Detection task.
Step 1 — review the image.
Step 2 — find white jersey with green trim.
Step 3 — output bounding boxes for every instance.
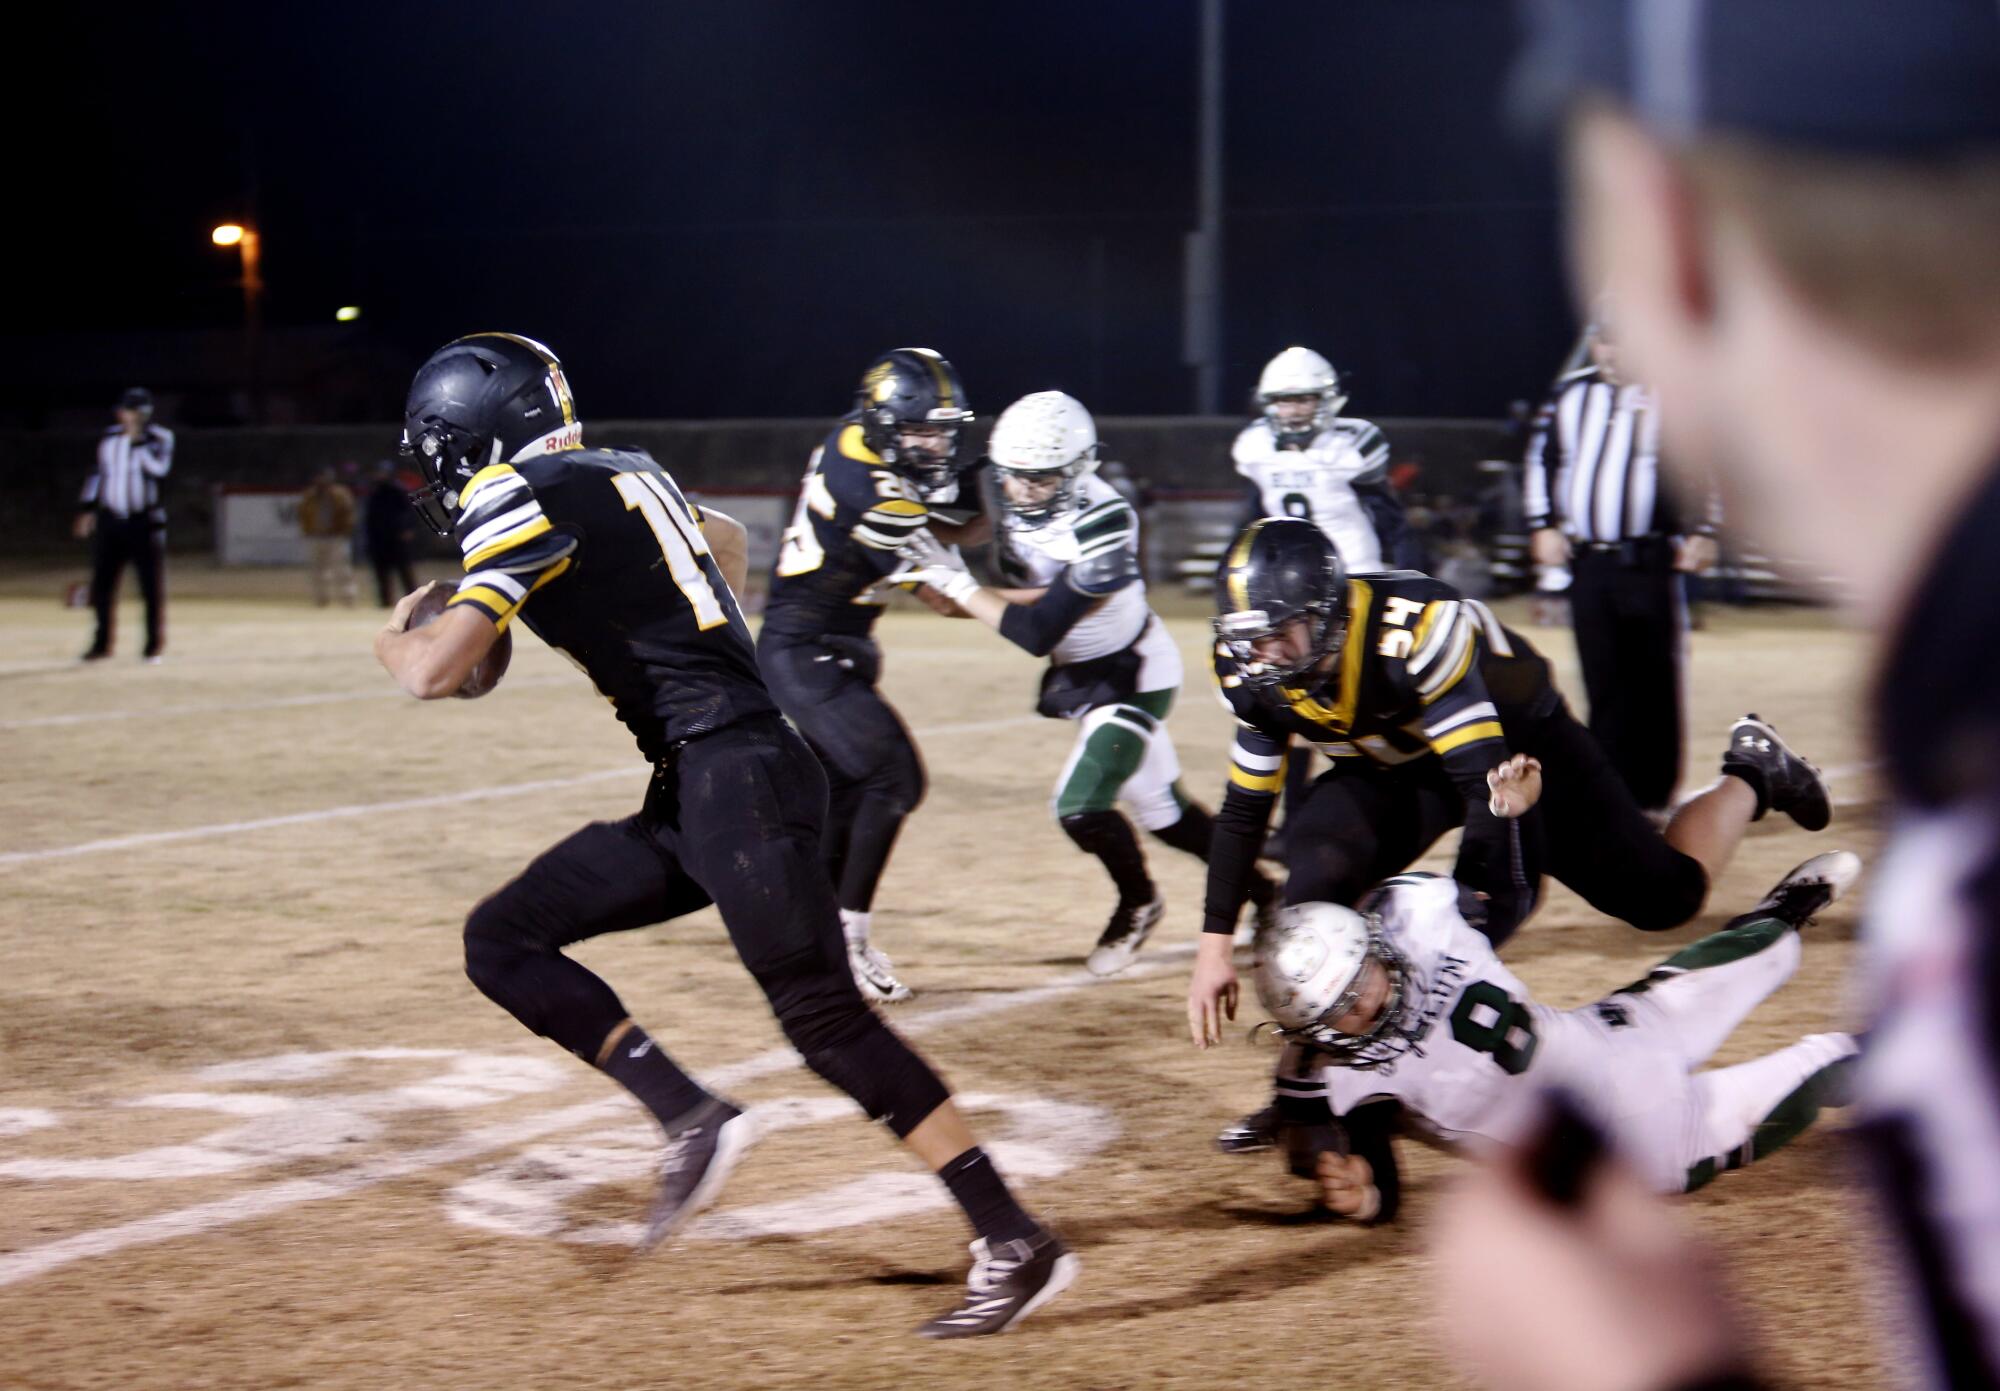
[999,475,1151,666]
[1312,875,1610,1149]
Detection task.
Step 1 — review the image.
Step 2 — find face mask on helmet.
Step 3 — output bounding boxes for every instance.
[1256,905,1413,1067]
[886,420,965,495]
[400,420,494,536]
[1214,603,1345,688]
[1262,391,1332,445]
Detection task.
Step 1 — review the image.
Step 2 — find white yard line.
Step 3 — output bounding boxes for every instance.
[0,677,574,730]
[0,715,1044,868]
[0,945,1195,1289]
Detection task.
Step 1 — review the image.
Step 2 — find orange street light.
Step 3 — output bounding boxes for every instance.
[211,223,246,247]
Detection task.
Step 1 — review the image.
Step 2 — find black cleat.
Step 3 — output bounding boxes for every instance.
[918,1230,1079,1339]
[80,646,111,662]
[637,1097,755,1252]
[1216,1104,1281,1155]
[1723,714,1832,832]
[1086,897,1163,977]
[1750,851,1862,929]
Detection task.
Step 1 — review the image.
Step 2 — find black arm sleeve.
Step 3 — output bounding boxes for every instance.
[996,580,1097,658]
[1356,476,1421,571]
[1202,779,1277,934]
[1343,1100,1402,1224]
[1237,478,1266,533]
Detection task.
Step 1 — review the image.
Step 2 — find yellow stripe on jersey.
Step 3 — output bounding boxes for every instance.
[1419,626,1478,706]
[1409,601,1446,659]
[464,515,553,569]
[458,462,519,511]
[868,498,927,518]
[1278,577,1375,734]
[1429,720,1503,755]
[837,423,884,465]
[1229,763,1286,793]
[448,555,573,633]
[448,584,514,624]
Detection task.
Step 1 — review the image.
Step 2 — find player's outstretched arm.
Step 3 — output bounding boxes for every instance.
[1187,931,1239,1049]
[375,583,501,700]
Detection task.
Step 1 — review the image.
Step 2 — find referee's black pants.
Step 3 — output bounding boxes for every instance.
[87,513,166,656]
[1569,539,1686,812]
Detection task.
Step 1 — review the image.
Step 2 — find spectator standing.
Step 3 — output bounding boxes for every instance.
[298,468,358,607]
[75,387,172,663]
[1524,320,1718,812]
[363,460,418,607]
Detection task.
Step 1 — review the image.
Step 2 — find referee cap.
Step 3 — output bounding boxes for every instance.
[1511,0,2000,157]
[117,387,154,413]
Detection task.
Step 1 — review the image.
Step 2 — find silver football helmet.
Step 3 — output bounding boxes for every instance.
[1254,901,1411,1067]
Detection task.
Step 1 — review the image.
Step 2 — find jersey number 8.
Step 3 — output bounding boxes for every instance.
[1449,981,1540,1075]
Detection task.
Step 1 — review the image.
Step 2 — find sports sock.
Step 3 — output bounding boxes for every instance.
[598,1023,711,1133]
[840,908,873,948]
[1061,809,1155,907]
[1147,804,1214,859]
[937,1146,1041,1246]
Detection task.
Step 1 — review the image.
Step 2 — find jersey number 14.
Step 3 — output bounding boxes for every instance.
[611,471,728,630]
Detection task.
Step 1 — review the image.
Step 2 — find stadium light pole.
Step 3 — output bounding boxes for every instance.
[212,223,265,422]
[1184,0,1226,415]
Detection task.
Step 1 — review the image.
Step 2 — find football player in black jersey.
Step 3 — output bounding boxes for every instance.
[760,348,987,1003]
[374,334,1074,1338]
[1188,519,1834,1148]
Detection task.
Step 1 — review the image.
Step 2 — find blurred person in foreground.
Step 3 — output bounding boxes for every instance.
[298,467,358,607]
[1434,2,2000,1387]
[75,387,172,662]
[364,460,419,606]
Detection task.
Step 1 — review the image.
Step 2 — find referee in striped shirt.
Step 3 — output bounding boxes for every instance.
[74,387,173,663]
[1524,320,1718,811]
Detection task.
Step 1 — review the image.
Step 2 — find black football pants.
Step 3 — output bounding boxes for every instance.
[1283,698,1707,940]
[1568,542,1687,812]
[756,628,927,916]
[88,514,165,655]
[461,715,950,1136]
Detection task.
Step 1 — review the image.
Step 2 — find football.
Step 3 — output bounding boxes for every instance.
[406,581,512,699]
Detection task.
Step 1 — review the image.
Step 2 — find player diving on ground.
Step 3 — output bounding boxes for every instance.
[1241,852,1861,1222]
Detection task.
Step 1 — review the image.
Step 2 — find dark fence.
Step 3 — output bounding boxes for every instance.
[2,416,1514,555]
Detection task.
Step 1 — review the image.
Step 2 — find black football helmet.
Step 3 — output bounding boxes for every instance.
[400,333,581,534]
[1213,517,1349,688]
[854,347,973,495]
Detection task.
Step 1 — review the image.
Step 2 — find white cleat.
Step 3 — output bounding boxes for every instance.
[848,942,914,1003]
[1086,898,1164,977]
[1753,850,1864,928]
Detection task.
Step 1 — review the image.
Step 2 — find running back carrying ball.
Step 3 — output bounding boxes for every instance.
[403,580,511,698]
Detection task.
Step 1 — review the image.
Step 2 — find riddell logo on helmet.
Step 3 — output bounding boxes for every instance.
[541,425,582,453]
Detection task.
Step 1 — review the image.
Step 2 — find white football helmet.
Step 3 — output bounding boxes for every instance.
[1255,346,1346,445]
[986,390,1100,528]
[1254,901,1410,1065]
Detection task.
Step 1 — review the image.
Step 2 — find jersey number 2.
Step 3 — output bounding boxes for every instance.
[611,472,728,630]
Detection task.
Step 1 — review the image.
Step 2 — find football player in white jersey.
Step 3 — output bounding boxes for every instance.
[896,391,1280,975]
[1231,346,1413,575]
[1240,853,1860,1223]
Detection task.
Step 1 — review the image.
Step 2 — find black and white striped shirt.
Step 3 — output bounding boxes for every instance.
[80,425,174,520]
[1522,367,1716,543]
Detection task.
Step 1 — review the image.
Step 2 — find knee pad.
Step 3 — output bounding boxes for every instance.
[862,743,927,815]
[778,995,950,1138]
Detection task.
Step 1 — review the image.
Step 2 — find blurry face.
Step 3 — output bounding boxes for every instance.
[1270,394,1321,430]
[897,424,954,464]
[1248,617,1316,672]
[1330,956,1391,1035]
[1589,330,1621,383]
[116,407,148,434]
[1001,470,1063,510]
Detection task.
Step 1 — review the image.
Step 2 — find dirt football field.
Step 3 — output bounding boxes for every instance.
[0,565,1902,1389]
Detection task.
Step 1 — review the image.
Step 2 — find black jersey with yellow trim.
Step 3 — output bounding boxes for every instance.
[1201,570,1555,936]
[1214,570,1554,791]
[445,446,774,759]
[764,412,973,638]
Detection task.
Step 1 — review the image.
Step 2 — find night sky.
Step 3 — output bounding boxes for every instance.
[20,1,1577,423]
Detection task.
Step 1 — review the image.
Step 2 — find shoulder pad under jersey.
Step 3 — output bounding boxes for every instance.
[1067,543,1140,596]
